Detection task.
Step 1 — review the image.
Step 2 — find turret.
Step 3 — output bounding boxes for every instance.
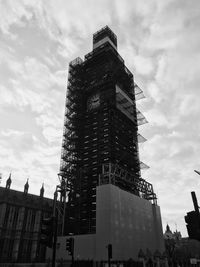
[24,178,29,194]
[40,183,44,197]
[6,173,12,189]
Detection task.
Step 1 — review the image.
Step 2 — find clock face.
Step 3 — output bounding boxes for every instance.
[87,93,100,110]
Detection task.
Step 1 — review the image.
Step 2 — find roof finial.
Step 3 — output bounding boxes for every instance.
[6,173,12,189]
[40,183,44,197]
[24,178,29,194]
[166,223,170,232]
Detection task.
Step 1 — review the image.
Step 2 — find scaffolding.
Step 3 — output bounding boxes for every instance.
[134,83,145,101]
[60,57,83,181]
[59,26,157,235]
[99,163,157,204]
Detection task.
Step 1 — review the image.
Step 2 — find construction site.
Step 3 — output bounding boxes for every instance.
[54,26,164,262]
[59,26,157,234]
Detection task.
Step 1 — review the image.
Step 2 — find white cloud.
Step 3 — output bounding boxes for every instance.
[145,109,168,127]
[134,55,154,76]
[1,0,200,237]
[146,82,163,103]
[42,126,62,143]
[0,0,32,35]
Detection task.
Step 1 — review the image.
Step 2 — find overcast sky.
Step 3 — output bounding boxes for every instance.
[1,0,200,236]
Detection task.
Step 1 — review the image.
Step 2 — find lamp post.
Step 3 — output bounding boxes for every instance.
[52,183,66,267]
[51,179,71,267]
[138,249,146,267]
[52,187,59,267]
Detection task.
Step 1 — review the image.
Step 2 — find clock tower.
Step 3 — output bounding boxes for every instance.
[60,26,158,237]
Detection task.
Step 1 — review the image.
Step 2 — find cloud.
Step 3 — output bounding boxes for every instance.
[133,55,154,76]
[0,0,32,35]
[1,0,200,237]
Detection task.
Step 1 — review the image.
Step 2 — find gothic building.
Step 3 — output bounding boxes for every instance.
[0,176,53,263]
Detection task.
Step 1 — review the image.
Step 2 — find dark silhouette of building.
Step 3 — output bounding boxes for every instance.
[164,224,200,266]
[0,176,53,264]
[59,26,157,236]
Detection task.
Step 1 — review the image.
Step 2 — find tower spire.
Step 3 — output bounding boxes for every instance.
[40,183,44,197]
[6,173,12,189]
[24,178,29,194]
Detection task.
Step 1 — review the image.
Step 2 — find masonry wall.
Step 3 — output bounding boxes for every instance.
[0,187,53,263]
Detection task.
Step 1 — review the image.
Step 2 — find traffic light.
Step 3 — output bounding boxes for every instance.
[40,216,54,248]
[185,211,200,241]
[108,244,112,259]
[66,237,74,256]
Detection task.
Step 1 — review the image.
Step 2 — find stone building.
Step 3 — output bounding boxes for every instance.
[0,175,53,263]
[164,224,200,265]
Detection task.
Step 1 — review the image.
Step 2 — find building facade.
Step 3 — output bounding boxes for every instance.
[60,26,157,236]
[0,181,53,263]
[164,224,200,266]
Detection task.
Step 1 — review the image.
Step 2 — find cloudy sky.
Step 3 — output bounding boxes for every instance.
[1,0,200,236]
